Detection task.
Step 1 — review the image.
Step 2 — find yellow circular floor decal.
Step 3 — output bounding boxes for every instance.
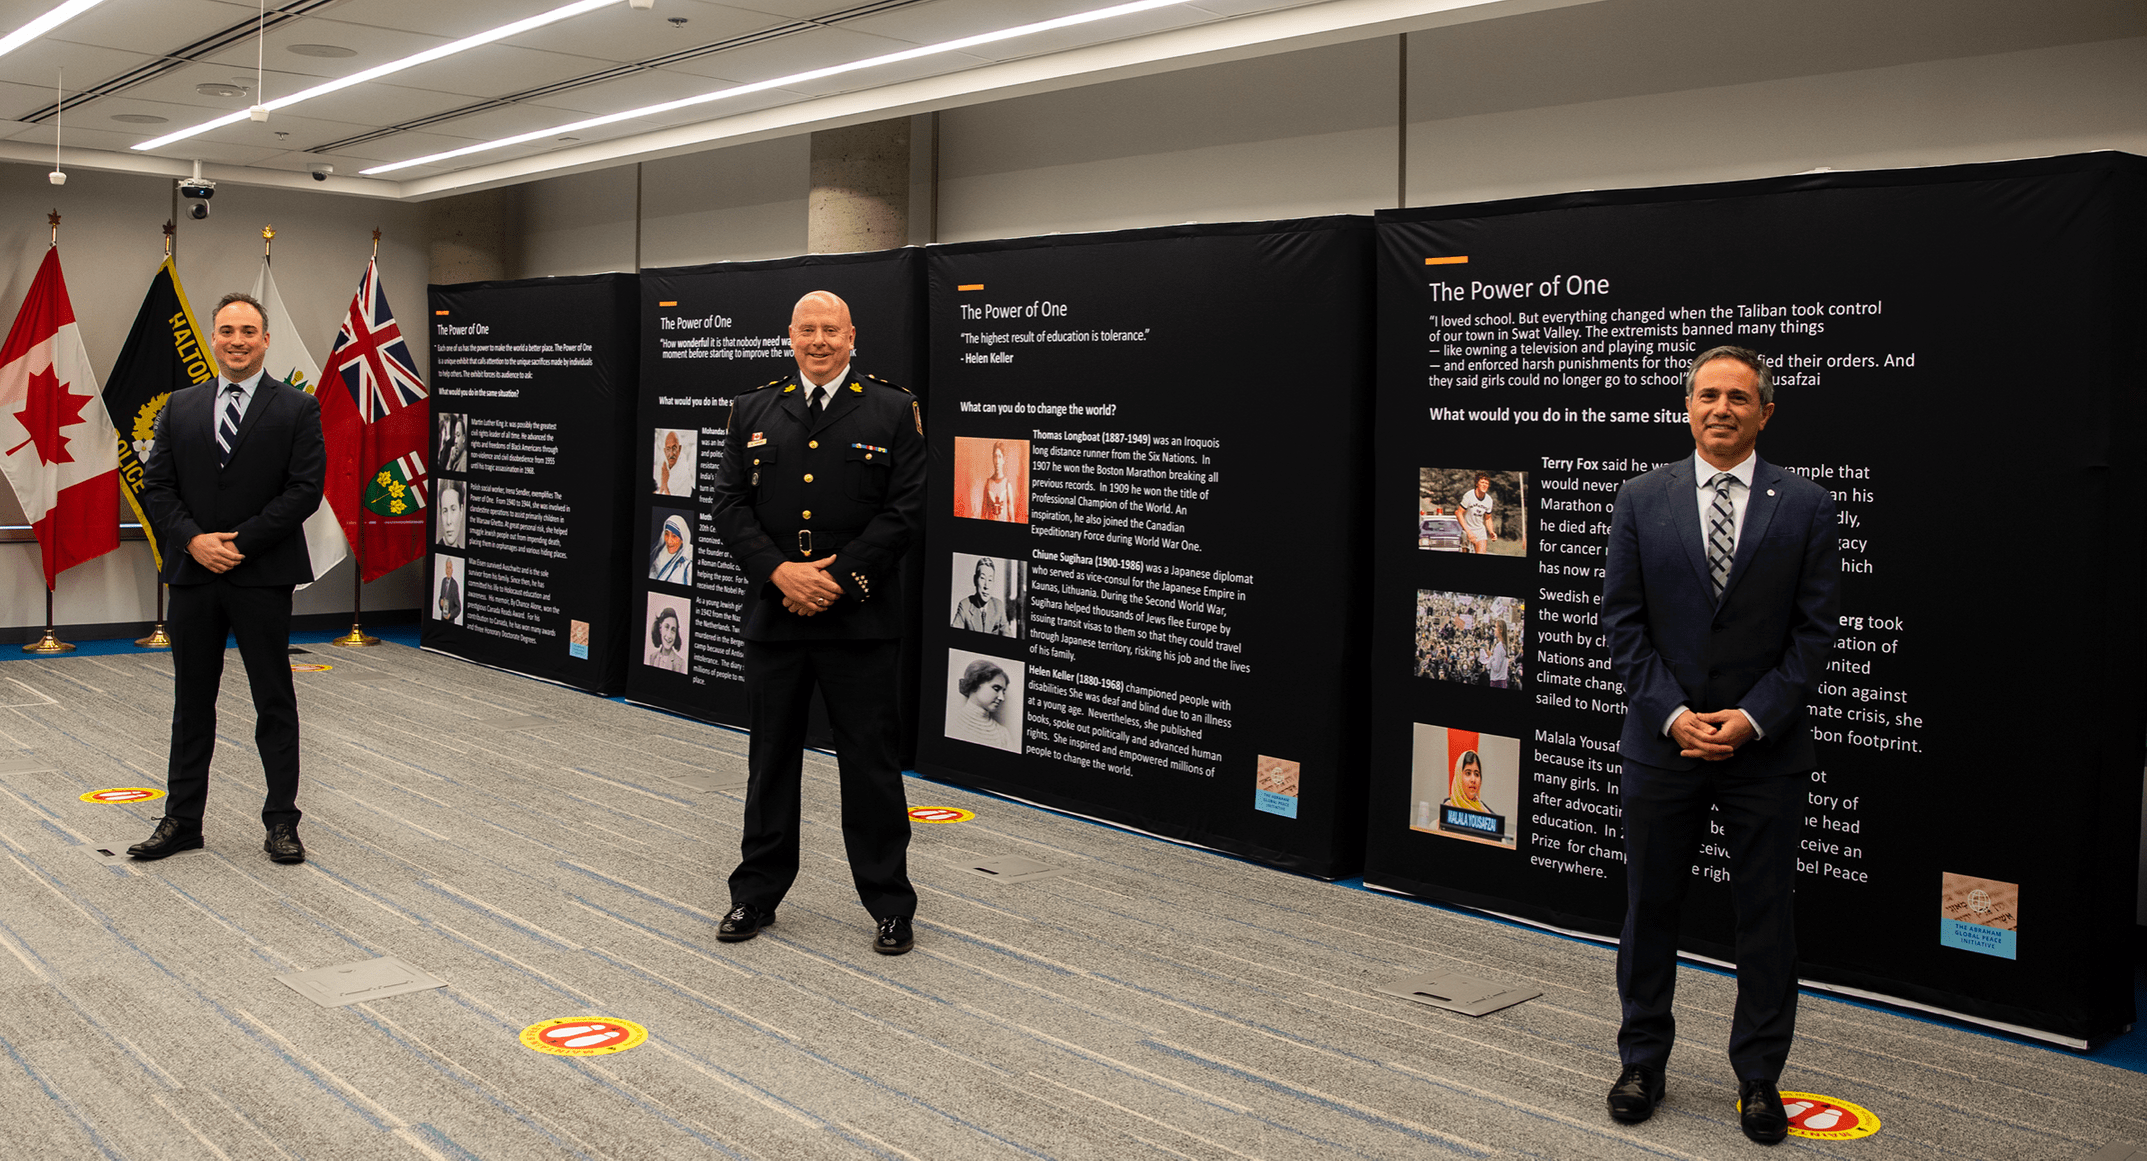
[80,787,164,804]
[1740,1092,1881,1140]
[520,1018,648,1056]
[290,662,332,672]
[908,806,974,824]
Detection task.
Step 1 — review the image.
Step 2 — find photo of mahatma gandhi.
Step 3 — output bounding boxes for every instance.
[1420,468,1527,555]
[652,427,698,498]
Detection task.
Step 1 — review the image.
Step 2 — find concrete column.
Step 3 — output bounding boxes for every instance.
[427,187,512,284]
[808,118,911,253]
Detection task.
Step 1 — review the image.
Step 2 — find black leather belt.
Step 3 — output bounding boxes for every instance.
[791,530,857,559]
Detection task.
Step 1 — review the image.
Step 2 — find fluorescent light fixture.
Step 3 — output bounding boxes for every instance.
[0,0,114,60]
[363,0,1186,175]
[132,0,616,152]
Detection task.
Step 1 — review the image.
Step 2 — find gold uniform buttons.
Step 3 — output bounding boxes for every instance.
[803,473,814,483]
[802,510,812,520]
[865,453,873,461]
[808,440,819,449]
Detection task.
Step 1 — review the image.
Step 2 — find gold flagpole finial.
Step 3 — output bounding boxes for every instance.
[163,219,175,257]
[371,226,381,255]
[262,224,275,260]
[48,209,60,245]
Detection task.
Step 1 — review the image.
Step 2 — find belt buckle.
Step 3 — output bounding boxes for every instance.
[796,529,813,557]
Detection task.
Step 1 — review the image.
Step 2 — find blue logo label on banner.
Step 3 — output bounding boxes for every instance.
[1940,918,2016,959]
[1254,789,1298,818]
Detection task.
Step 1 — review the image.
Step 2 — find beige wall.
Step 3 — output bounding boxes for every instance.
[0,163,429,630]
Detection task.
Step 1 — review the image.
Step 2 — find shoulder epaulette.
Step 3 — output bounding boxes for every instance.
[749,377,783,392]
[863,373,912,395]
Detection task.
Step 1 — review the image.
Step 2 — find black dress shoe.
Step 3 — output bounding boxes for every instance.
[717,904,773,942]
[264,822,305,864]
[1739,1079,1789,1145]
[873,915,913,956]
[127,818,203,861]
[1606,1063,1665,1124]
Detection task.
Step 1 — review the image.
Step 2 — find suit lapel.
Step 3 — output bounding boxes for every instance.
[776,377,810,429]
[1665,457,1712,592]
[1718,456,1785,606]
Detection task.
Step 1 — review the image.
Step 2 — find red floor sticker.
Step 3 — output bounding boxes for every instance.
[1746,1092,1882,1140]
[519,1018,648,1056]
[908,806,974,824]
[79,787,164,804]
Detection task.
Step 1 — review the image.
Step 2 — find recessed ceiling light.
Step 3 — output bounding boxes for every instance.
[133,0,616,153]
[288,43,356,58]
[0,0,116,62]
[110,113,167,124]
[196,82,248,98]
[365,0,1190,176]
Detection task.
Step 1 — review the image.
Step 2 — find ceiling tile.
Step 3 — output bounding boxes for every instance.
[0,40,144,94]
[655,23,921,82]
[498,2,779,64]
[23,0,244,55]
[190,17,462,82]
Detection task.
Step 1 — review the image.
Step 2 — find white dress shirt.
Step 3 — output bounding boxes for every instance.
[800,361,851,411]
[1666,448,1765,741]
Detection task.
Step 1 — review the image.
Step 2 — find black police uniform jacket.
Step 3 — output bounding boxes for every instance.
[709,370,924,641]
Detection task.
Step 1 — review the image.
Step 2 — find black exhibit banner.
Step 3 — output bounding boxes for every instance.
[624,250,926,747]
[1365,154,2144,1045]
[422,274,639,694]
[917,219,1374,878]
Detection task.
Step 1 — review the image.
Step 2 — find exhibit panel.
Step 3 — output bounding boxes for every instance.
[624,250,927,750]
[917,219,1375,878]
[1365,154,2146,1044]
[421,274,640,694]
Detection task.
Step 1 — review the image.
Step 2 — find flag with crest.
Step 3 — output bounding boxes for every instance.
[320,252,428,582]
[0,246,119,587]
[101,254,208,571]
[254,252,349,584]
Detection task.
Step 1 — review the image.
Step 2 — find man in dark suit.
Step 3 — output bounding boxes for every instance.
[1600,346,1840,1145]
[437,558,462,624]
[130,293,325,866]
[708,290,925,955]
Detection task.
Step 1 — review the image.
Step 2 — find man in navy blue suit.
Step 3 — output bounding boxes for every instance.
[1600,346,1840,1145]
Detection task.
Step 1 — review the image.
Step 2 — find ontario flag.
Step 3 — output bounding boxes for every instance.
[0,247,119,588]
[320,254,428,583]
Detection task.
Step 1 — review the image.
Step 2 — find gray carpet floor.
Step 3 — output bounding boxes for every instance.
[0,644,2139,1160]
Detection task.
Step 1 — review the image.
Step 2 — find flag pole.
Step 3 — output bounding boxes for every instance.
[25,210,76,654]
[331,226,383,648]
[134,220,179,649]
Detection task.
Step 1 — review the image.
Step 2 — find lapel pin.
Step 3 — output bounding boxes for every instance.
[1767,489,1776,496]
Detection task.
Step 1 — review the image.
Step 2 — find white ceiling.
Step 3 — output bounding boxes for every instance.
[0,0,1573,199]
[16,0,2132,201]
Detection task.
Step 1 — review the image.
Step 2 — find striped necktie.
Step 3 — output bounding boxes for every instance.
[1706,471,1737,600]
[216,384,243,467]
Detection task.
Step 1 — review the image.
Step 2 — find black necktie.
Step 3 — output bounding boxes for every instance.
[807,386,825,422]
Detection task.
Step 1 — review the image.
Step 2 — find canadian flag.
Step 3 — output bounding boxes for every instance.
[0,247,119,587]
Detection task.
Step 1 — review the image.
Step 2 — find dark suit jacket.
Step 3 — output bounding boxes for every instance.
[1602,453,1840,775]
[141,379,326,587]
[709,370,924,641]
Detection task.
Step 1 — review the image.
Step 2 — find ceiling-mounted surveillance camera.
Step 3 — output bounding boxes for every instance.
[179,176,215,219]
[310,164,333,182]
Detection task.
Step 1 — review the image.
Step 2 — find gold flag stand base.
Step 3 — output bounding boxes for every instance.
[329,622,380,648]
[22,628,75,654]
[134,623,172,648]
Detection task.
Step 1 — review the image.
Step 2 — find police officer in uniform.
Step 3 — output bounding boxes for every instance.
[708,290,926,955]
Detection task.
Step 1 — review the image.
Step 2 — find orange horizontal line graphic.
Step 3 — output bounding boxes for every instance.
[1424,256,1469,266]
[958,284,984,292]
[433,309,449,315]
[658,300,678,307]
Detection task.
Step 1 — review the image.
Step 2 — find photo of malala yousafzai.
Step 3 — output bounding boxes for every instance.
[1409,723,1520,848]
